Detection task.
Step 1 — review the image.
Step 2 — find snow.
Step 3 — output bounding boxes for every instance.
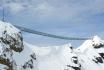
[76,36,104,70]
[0,21,20,38]
[92,36,104,46]
[0,21,37,70]
[26,43,81,70]
[0,64,8,70]
[0,44,3,55]
[12,42,38,70]
[29,35,104,70]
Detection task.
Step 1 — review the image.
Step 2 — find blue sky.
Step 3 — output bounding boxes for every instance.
[0,0,104,47]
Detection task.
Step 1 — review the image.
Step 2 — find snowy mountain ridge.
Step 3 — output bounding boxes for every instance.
[0,21,104,70]
[0,21,37,70]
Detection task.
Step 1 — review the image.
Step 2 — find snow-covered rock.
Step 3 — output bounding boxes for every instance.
[76,36,104,70]
[30,35,104,70]
[0,21,36,70]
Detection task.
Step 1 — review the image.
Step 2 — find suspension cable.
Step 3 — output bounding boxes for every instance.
[2,6,5,22]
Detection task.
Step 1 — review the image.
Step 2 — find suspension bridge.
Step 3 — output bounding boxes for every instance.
[14,25,90,40]
[1,7,91,40]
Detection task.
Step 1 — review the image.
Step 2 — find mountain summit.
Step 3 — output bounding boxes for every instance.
[0,21,104,70]
[0,21,36,70]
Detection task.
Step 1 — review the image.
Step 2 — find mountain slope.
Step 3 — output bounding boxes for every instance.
[27,36,104,70]
[0,21,37,70]
[77,36,104,70]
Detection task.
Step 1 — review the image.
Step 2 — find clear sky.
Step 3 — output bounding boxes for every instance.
[0,0,104,47]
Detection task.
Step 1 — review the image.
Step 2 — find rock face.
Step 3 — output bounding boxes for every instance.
[0,21,104,70]
[76,36,104,70]
[65,36,104,70]
[0,21,36,70]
